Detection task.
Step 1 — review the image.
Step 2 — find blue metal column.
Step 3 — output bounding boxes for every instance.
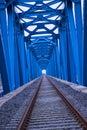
[65,13,76,83]
[32,55,36,79]
[74,0,83,84]
[51,53,55,77]
[53,51,56,77]
[35,59,40,78]
[67,32,76,83]
[83,0,87,86]
[28,46,32,81]
[50,58,53,76]
[29,48,33,80]
[66,1,81,84]
[25,43,31,81]
[48,63,52,75]
[47,62,51,76]
[35,63,38,77]
[24,45,29,82]
[55,39,61,78]
[47,56,53,76]
[49,61,52,76]
[37,64,41,77]
[31,52,35,80]
[14,34,20,88]
[17,27,27,85]
[52,48,57,77]
[54,46,59,78]
[59,25,68,80]
[7,4,15,89]
[0,1,13,94]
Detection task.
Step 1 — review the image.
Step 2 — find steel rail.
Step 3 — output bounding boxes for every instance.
[16,77,43,130]
[47,76,87,130]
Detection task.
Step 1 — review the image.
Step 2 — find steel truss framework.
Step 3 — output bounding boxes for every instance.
[0,0,86,94]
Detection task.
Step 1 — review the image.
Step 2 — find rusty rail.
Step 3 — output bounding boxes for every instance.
[16,77,43,130]
[47,76,87,130]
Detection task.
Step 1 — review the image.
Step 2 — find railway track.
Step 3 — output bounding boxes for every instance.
[16,76,87,130]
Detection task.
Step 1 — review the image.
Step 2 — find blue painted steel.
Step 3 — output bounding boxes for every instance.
[0,0,85,94]
[67,32,77,83]
[71,0,80,2]
[52,48,57,77]
[59,25,68,80]
[0,36,10,94]
[55,41,61,78]
[25,43,31,81]
[17,28,27,85]
[8,5,15,89]
[74,1,83,84]
[0,2,13,94]
[14,38,21,88]
[66,1,81,84]
[83,0,87,86]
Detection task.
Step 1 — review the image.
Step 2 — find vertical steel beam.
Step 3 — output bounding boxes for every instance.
[17,27,26,85]
[0,1,13,94]
[28,47,32,81]
[65,12,76,83]
[32,55,35,79]
[52,48,57,77]
[14,35,20,88]
[0,36,10,94]
[7,4,15,89]
[49,60,51,76]
[29,48,33,80]
[55,39,61,78]
[74,1,83,84]
[66,1,81,84]
[48,56,53,76]
[83,0,87,86]
[59,25,68,80]
[25,43,31,81]
[51,53,55,77]
[49,60,52,76]
[67,32,77,83]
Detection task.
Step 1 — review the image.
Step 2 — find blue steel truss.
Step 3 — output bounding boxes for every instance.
[0,0,86,95]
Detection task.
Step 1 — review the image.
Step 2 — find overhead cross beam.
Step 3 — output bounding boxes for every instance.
[7,0,65,78]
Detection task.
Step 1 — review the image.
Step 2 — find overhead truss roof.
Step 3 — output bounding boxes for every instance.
[10,0,65,69]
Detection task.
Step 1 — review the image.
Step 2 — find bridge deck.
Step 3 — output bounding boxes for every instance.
[0,76,87,129]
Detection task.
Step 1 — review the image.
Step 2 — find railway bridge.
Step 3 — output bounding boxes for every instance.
[0,0,87,129]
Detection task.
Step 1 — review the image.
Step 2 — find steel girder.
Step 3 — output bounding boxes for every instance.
[0,1,14,94]
[47,0,83,85]
[83,0,87,86]
[0,0,85,95]
[13,0,64,71]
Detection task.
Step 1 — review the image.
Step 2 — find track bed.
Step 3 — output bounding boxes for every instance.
[27,76,82,130]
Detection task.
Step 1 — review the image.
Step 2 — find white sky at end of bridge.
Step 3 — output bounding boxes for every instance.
[42,69,46,74]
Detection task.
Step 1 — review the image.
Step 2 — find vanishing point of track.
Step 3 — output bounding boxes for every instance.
[16,76,87,130]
